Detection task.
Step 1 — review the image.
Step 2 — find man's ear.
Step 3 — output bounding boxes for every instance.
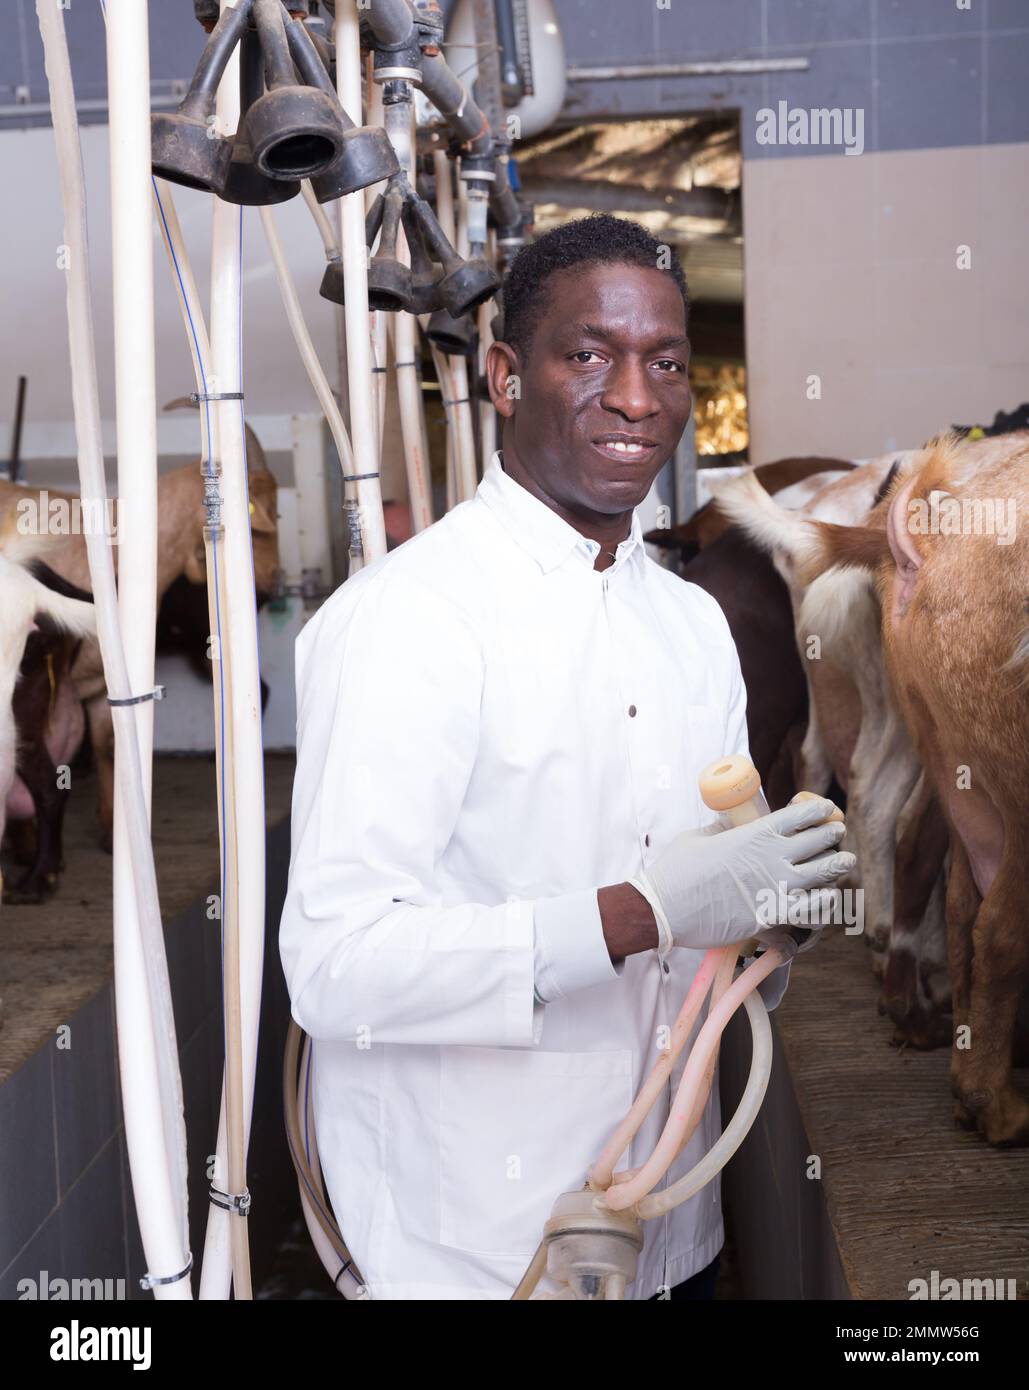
[486,340,520,420]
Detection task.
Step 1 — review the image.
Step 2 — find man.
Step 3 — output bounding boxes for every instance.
[279,215,854,1300]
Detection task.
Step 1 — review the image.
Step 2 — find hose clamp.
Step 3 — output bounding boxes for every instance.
[190,391,244,404]
[209,1184,252,1217]
[139,1252,193,1292]
[107,686,166,707]
[342,471,381,482]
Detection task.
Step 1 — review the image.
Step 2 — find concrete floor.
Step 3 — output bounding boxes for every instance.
[0,753,295,1086]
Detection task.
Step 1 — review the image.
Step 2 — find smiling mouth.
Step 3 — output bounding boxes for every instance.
[591,436,660,463]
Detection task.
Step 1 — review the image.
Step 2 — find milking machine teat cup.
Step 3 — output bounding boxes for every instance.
[515,755,845,1301]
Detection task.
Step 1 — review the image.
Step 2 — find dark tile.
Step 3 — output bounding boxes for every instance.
[877,36,981,152]
[988,0,1029,29]
[753,42,874,158]
[648,0,764,57]
[768,0,873,45]
[164,901,211,1046]
[986,32,1029,143]
[58,1136,127,1295]
[0,1044,57,1271]
[876,0,983,39]
[53,984,119,1195]
[0,1210,62,1301]
[1,1,32,94]
[551,0,632,64]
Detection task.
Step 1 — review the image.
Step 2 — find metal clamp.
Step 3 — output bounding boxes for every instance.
[107,685,166,708]
[190,391,244,405]
[209,1185,252,1217]
[342,471,381,482]
[139,1252,193,1292]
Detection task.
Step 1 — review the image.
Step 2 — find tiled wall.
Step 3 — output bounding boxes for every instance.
[555,0,1029,155]
[0,818,297,1302]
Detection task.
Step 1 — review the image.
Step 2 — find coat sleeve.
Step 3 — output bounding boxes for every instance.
[278,567,619,1048]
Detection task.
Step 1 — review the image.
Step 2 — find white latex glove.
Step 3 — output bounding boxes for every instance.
[628,797,855,953]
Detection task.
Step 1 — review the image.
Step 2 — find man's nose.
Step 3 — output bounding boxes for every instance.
[600,359,660,421]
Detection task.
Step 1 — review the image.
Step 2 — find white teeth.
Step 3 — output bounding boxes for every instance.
[605,441,645,454]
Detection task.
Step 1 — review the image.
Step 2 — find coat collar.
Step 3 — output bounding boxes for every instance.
[476,450,646,576]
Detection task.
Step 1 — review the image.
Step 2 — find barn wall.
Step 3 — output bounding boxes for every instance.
[743,140,1029,460]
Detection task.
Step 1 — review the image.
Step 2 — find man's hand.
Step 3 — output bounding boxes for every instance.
[628,798,855,952]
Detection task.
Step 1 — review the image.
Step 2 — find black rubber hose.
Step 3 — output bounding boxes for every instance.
[253,0,296,92]
[282,6,356,132]
[183,0,255,108]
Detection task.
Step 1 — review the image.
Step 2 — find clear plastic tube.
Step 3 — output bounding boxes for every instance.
[637,987,774,1220]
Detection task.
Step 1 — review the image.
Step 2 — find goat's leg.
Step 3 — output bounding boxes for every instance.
[9,745,63,901]
[946,835,979,1129]
[958,844,1029,1147]
[881,778,951,1048]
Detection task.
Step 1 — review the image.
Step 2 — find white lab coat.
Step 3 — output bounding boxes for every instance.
[279,451,788,1299]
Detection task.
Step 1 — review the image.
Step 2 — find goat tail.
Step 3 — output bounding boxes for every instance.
[27,573,96,642]
[796,518,893,585]
[704,468,821,562]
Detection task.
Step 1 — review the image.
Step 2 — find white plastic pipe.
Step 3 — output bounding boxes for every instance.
[299,181,348,414]
[336,0,387,564]
[433,151,478,502]
[199,2,266,1300]
[37,0,191,1299]
[477,269,497,473]
[386,100,432,531]
[260,204,355,476]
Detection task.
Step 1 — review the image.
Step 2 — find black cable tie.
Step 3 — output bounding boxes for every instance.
[370,366,387,374]
[443,396,471,407]
[209,1185,252,1217]
[342,472,381,482]
[394,359,417,368]
[107,685,166,708]
[140,1253,193,1291]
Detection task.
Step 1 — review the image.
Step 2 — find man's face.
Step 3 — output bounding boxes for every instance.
[487,261,692,520]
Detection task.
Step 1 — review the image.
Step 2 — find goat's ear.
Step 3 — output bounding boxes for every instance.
[248,497,277,534]
[184,541,207,584]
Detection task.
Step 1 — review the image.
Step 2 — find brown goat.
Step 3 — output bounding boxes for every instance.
[0,436,278,850]
[809,432,1029,1145]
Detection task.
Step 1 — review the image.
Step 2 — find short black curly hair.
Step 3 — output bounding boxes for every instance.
[500,213,689,357]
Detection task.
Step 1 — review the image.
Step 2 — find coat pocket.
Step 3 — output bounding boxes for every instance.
[437,1045,634,1257]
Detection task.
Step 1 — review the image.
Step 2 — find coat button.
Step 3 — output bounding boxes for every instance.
[628,704,637,717]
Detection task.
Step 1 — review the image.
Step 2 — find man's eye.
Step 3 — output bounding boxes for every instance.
[570,350,603,363]
[654,359,686,373]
